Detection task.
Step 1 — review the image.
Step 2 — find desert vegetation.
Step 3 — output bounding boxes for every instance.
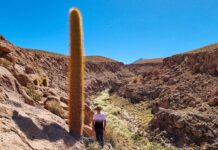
[25,83,43,101]
[91,91,177,150]
[44,99,67,119]
[0,58,11,68]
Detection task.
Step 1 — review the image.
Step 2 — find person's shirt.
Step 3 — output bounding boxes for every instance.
[94,113,106,121]
[93,113,106,129]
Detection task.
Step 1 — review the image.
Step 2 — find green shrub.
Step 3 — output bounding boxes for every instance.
[110,107,121,116]
[131,132,143,142]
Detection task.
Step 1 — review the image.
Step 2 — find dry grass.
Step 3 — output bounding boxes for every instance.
[25,83,42,101]
[28,48,66,57]
[44,99,67,118]
[33,76,49,87]
[32,62,44,75]
[185,43,218,54]
[85,56,118,62]
[0,58,11,68]
[131,76,139,84]
[87,142,102,150]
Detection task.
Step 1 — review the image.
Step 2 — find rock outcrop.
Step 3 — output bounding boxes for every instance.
[164,45,218,76]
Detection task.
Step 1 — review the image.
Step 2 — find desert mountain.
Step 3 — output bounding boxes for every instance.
[131,58,144,64]
[0,35,217,149]
[133,58,163,65]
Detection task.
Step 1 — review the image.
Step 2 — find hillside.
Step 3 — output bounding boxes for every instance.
[85,56,118,62]
[0,35,132,149]
[0,35,218,149]
[185,43,218,54]
[0,36,85,149]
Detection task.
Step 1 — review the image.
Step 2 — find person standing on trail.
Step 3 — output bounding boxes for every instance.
[92,106,106,147]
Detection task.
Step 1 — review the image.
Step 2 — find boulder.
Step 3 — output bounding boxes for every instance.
[25,65,35,74]
[208,97,218,106]
[14,73,32,87]
[162,75,170,82]
[85,104,94,126]
[149,109,217,148]
[83,125,94,137]
[174,118,185,129]
[158,98,169,109]
[0,66,17,91]
[212,86,218,96]
[60,96,68,104]
[167,78,177,85]
[0,40,14,53]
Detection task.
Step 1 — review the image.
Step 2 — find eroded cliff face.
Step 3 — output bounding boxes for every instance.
[115,47,218,149]
[148,48,218,149]
[164,45,218,76]
[0,35,217,149]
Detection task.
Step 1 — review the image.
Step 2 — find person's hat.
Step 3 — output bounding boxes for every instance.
[94,106,102,110]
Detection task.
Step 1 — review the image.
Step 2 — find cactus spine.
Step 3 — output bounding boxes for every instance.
[69,8,84,137]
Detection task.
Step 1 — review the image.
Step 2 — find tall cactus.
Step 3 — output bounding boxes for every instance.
[69,8,84,137]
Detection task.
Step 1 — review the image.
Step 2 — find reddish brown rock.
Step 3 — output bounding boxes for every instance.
[212,86,218,96]
[162,75,170,82]
[25,65,35,74]
[0,36,17,54]
[0,41,13,53]
[208,97,218,106]
[85,104,94,126]
[83,125,94,137]
[174,118,185,129]
[0,66,17,91]
[14,73,31,87]
[60,96,68,104]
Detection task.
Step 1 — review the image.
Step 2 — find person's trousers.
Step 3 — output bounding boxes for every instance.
[95,129,104,147]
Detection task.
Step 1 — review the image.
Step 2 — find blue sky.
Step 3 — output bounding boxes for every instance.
[0,0,218,64]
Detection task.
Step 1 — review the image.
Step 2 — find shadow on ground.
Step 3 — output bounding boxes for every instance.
[12,110,76,146]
